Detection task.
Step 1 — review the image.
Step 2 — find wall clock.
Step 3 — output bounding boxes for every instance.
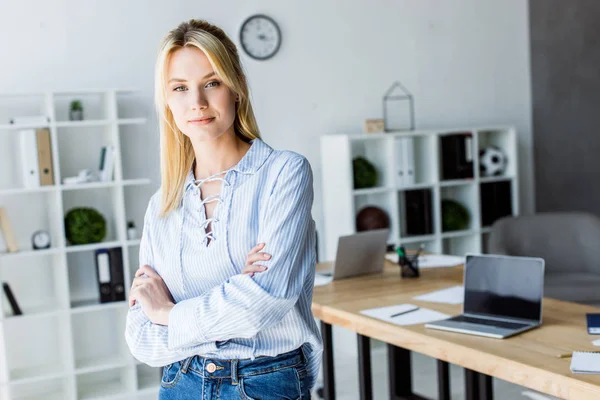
[239,14,282,61]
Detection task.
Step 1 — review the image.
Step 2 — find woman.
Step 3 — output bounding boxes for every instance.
[125,19,322,399]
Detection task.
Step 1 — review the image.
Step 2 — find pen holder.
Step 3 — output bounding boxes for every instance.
[399,255,420,278]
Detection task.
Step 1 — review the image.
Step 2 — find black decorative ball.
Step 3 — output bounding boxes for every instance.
[356,206,390,232]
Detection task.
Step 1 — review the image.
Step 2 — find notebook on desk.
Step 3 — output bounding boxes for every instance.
[570,352,600,374]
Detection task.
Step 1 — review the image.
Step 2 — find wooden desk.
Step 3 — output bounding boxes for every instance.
[312,261,600,400]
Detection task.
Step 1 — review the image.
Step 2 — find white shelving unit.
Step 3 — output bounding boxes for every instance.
[0,90,160,399]
[320,127,519,261]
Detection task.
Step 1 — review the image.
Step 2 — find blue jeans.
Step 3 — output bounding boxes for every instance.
[158,347,311,399]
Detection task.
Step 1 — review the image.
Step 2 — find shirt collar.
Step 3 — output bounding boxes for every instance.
[184,138,272,191]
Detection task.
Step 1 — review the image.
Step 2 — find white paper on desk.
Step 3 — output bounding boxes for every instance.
[313,274,333,287]
[413,285,464,304]
[593,339,600,346]
[360,303,450,326]
[384,253,464,268]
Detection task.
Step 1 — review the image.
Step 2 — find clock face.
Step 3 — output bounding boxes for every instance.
[32,230,51,249]
[239,14,281,61]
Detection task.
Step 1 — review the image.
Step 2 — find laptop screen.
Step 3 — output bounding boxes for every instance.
[464,255,544,322]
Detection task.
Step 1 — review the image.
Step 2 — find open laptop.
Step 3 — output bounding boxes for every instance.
[315,229,389,285]
[425,253,545,339]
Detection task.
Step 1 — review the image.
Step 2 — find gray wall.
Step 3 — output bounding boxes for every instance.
[531,0,600,213]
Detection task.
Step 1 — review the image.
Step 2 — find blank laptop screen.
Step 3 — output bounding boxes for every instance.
[464,255,544,322]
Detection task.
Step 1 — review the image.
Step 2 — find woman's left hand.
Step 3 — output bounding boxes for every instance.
[130,265,175,326]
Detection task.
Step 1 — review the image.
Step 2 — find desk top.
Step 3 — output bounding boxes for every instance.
[312,261,600,399]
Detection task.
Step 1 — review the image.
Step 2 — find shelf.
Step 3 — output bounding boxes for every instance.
[0,123,51,131]
[441,229,477,239]
[65,241,122,253]
[7,368,67,386]
[0,88,149,400]
[439,179,476,187]
[0,185,58,196]
[76,369,131,400]
[55,120,111,128]
[71,300,127,314]
[117,118,146,126]
[8,375,71,399]
[74,354,130,375]
[2,305,63,322]
[396,182,435,191]
[353,186,393,195]
[0,247,63,260]
[0,179,150,196]
[479,175,514,184]
[399,234,437,244]
[61,179,150,191]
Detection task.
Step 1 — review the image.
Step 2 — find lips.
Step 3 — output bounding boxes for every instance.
[189,117,215,125]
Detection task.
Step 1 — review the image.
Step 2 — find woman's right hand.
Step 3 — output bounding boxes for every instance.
[243,243,271,277]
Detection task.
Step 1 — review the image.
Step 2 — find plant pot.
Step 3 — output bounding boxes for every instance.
[69,109,83,121]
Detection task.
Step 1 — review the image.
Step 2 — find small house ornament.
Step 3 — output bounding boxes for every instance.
[382,81,415,132]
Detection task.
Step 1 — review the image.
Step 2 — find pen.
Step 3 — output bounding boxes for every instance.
[556,353,572,359]
[390,307,420,318]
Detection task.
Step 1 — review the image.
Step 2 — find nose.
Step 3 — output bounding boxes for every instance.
[191,89,208,111]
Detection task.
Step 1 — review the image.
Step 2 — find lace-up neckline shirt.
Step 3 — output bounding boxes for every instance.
[125,138,323,390]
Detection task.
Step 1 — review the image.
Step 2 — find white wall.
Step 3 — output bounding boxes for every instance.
[0,0,533,259]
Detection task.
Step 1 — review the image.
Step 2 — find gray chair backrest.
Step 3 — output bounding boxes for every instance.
[487,212,600,274]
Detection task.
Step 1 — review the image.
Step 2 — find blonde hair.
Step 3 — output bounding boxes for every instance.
[154,19,261,217]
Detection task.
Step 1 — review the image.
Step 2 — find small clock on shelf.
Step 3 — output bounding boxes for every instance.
[239,14,282,61]
[31,230,51,250]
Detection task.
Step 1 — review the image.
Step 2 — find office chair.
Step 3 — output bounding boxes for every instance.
[488,212,600,306]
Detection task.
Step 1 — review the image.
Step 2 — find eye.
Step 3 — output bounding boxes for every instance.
[173,86,186,92]
[205,81,221,88]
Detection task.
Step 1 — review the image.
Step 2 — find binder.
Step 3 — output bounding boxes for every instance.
[403,137,415,186]
[19,129,40,188]
[98,145,115,182]
[2,282,22,316]
[36,128,54,186]
[0,207,18,252]
[403,189,434,236]
[9,116,49,125]
[394,138,405,187]
[440,133,474,180]
[108,247,125,302]
[95,249,112,303]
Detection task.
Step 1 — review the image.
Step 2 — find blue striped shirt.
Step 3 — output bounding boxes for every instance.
[124,138,323,390]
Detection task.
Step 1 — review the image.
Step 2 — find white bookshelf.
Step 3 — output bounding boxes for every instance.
[0,90,161,399]
[320,127,519,261]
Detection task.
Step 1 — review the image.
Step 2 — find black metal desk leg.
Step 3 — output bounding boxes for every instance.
[465,369,479,400]
[387,344,413,398]
[321,321,335,400]
[437,360,450,400]
[479,373,493,400]
[465,369,493,400]
[357,334,372,400]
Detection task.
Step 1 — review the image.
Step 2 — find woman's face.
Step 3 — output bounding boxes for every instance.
[165,46,237,141]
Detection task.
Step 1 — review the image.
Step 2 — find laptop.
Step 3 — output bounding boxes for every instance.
[425,253,545,339]
[315,229,389,285]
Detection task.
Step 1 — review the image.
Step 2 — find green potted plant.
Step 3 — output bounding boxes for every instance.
[64,207,106,245]
[69,100,84,121]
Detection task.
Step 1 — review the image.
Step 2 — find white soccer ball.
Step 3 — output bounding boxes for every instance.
[479,146,507,177]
